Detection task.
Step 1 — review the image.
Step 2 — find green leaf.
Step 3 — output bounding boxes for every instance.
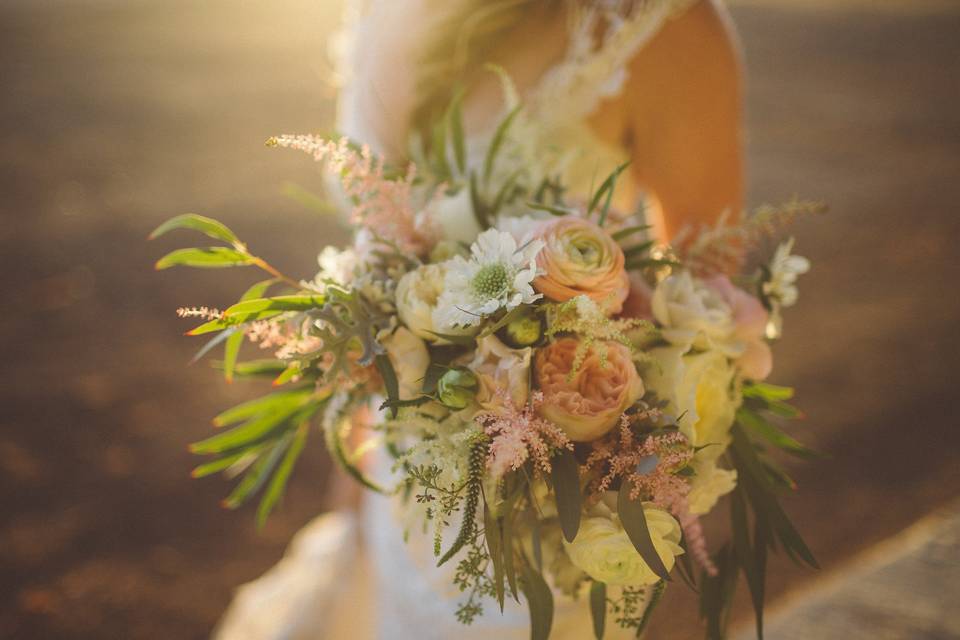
[224,294,327,317]
[212,388,313,427]
[191,328,234,364]
[484,504,506,611]
[617,481,671,582]
[190,449,255,478]
[737,409,817,460]
[281,181,339,216]
[731,487,765,639]
[675,530,700,593]
[589,582,606,639]
[637,580,666,636]
[375,354,400,419]
[219,359,287,377]
[271,362,302,387]
[193,394,313,454]
[447,88,467,175]
[502,494,520,602]
[551,449,582,543]
[588,162,630,225]
[527,201,576,217]
[324,414,387,494]
[155,247,253,270]
[483,104,522,183]
[700,545,738,640]
[521,561,554,640]
[223,279,277,382]
[222,434,292,509]
[149,213,240,245]
[742,382,794,402]
[611,224,651,242]
[256,422,309,527]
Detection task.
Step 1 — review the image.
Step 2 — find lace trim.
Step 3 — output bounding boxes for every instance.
[528,0,699,127]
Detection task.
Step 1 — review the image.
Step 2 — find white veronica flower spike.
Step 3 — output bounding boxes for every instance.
[433,229,544,331]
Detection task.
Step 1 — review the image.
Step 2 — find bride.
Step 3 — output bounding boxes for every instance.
[217,1,743,638]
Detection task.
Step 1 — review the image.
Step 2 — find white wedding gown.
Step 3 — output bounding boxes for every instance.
[215,1,699,638]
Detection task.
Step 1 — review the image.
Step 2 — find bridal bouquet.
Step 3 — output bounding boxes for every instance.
[153,98,819,639]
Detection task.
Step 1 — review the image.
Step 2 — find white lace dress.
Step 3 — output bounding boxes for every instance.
[215,2,699,638]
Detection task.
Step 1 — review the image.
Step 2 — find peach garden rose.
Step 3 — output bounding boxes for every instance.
[535,336,644,441]
[532,217,630,314]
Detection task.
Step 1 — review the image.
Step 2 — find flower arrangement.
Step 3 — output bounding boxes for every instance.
[153,95,821,639]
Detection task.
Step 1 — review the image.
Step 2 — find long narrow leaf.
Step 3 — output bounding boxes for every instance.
[618,481,671,581]
[256,422,309,527]
[589,581,606,639]
[149,213,240,245]
[521,561,554,640]
[155,247,252,270]
[551,448,582,543]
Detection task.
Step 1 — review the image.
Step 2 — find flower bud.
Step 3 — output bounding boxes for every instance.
[437,368,479,410]
[500,307,543,348]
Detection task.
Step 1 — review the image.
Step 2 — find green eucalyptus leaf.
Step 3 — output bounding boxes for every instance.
[155,247,253,270]
[521,561,554,640]
[551,448,582,543]
[589,582,606,639]
[149,213,240,245]
[375,354,400,419]
[617,481,672,582]
[484,504,506,611]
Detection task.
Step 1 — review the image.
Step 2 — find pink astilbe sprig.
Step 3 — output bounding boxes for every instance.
[267,135,438,255]
[584,412,719,575]
[477,390,573,478]
[677,509,718,576]
[584,412,692,504]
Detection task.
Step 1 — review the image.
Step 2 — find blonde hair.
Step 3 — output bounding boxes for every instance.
[411,0,562,134]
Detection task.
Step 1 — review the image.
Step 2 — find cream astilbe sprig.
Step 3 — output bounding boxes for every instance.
[544,295,654,377]
[674,198,826,277]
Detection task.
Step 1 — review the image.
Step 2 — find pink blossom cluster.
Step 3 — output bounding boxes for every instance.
[477,391,573,478]
[269,135,437,255]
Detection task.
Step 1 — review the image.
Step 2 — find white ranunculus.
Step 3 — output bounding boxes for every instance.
[644,346,739,459]
[430,187,482,246]
[687,456,738,515]
[381,327,430,400]
[652,271,740,357]
[564,502,683,586]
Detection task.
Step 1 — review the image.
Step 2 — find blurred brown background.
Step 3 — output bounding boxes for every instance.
[1,1,958,638]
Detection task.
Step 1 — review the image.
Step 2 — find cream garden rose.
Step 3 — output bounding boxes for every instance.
[533,217,629,314]
[465,334,532,410]
[535,337,644,442]
[564,501,683,586]
[644,346,738,459]
[652,271,737,356]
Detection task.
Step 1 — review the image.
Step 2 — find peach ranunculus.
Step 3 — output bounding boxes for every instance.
[465,334,533,410]
[532,217,630,314]
[535,337,644,442]
[705,275,773,381]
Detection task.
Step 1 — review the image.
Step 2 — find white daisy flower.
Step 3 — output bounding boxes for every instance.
[433,229,543,330]
[763,237,810,307]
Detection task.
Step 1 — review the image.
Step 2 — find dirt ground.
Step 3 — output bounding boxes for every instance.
[1,1,958,638]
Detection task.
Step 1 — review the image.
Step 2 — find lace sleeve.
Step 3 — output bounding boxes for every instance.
[527,0,700,128]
